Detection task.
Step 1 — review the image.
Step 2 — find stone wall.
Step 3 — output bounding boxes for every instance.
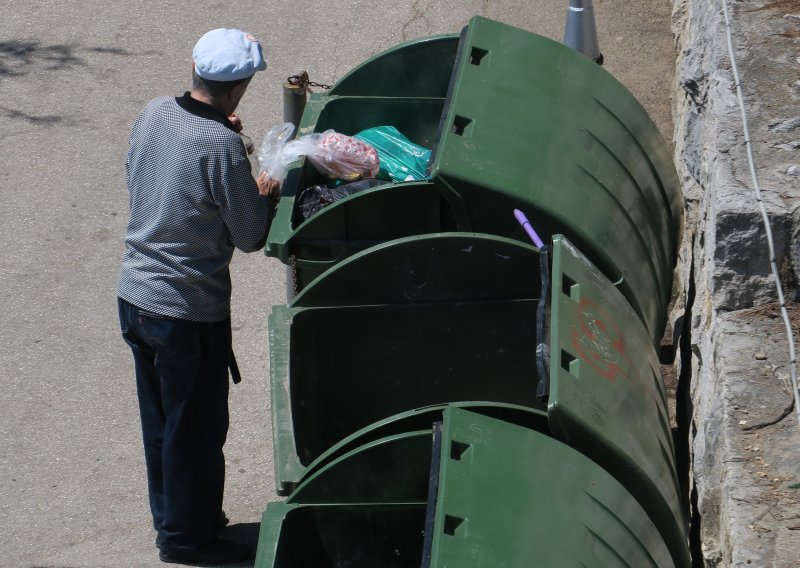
[672,0,800,565]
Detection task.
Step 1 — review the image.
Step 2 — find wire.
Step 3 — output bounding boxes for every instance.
[721,0,800,430]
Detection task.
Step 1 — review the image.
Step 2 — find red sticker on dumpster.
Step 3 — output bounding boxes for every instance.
[570,297,629,381]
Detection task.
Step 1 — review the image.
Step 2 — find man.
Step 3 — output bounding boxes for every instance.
[117,28,279,565]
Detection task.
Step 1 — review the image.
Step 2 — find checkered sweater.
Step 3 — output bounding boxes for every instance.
[118,94,271,321]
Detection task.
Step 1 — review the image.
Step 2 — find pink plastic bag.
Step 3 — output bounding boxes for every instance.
[257,124,379,183]
[293,130,379,181]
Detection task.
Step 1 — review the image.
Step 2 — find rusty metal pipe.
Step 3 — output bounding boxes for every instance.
[282,71,308,140]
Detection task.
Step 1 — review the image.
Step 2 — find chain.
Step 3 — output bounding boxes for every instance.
[287,73,332,92]
[289,254,299,297]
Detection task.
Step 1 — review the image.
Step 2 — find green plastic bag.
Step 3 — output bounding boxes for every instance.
[354,126,431,182]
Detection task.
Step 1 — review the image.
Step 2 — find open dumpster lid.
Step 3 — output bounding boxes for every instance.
[545,234,688,566]
[427,407,677,568]
[427,16,682,343]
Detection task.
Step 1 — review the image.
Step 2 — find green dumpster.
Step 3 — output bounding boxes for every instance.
[268,232,687,562]
[267,15,681,342]
[256,408,680,567]
[270,232,545,494]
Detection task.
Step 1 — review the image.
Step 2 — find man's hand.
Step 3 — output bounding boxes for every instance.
[256,171,281,206]
[228,113,243,133]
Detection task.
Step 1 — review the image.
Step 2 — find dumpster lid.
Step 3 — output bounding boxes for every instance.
[288,430,433,505]
[426,16,682,343]
[300,402,548,489]
[329,34,459,97]
[426,407,676,567]
[287,403,549,505]
[428,16,677,233]
[546,235,688,565]
[291,232,541,307]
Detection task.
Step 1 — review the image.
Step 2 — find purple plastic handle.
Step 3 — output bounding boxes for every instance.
[513,209,545,249]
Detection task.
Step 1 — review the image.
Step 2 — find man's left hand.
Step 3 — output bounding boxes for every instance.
[256,171,281,206]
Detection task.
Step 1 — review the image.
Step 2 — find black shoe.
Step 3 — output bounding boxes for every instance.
[155,511,230,547]
[158,538,251,565]
[218,510,230,529]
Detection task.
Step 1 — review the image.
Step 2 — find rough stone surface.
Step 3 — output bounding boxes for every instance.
[702,308,800,566]
[673,0,800,565]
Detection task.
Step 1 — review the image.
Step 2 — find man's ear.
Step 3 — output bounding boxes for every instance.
[233,80,250,97]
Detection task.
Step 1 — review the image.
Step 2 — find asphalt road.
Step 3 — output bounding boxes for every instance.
[0,1,675,566]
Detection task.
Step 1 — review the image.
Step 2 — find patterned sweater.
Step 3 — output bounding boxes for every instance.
[118,93,272,321]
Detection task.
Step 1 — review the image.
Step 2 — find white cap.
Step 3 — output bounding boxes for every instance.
[193,28,267,81]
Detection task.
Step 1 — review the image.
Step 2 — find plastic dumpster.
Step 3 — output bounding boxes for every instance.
[269,232,545,494]
[256,407,681,568]
[266,15,681,342]
[268,232,687,561]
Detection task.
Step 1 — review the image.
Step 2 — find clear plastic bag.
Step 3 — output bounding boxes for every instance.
[256,122,296,182]
[258,125,379,183]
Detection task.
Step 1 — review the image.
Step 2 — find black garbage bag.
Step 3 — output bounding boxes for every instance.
[296,178,385,222]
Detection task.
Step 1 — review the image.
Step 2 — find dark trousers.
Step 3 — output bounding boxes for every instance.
[118,298,231,551]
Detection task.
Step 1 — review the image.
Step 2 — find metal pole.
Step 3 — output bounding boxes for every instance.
[563,0,603,65]
[282,72,308,300]
[282,71,308,140]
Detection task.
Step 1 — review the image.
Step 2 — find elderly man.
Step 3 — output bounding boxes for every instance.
[117,28,278,565]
